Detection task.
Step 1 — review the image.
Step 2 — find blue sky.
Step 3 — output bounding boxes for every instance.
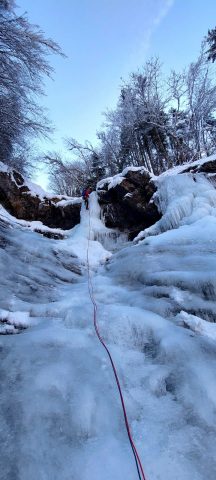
[17,0,216,185]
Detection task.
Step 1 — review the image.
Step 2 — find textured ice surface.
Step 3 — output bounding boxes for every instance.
[0,183,216,480]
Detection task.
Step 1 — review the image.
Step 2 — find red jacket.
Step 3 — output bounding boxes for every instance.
[84,188,91,199]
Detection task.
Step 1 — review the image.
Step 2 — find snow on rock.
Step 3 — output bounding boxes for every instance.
[20,178,49,200]
[0,161,9,173]
[0,309,35,334]
[97,165,159,238]
[122,165,154,176]
[23,178,82,206]
[0,164,81,229]
[0,309,30,326]
[97,165,153,192]
[0,205,67,239]
[55,197,82,207]
[0,162,81,204]
[97,173,124,191]
[107,174,125,190]
[176,311,216,340]
[98,155,216,241]
[159,153,216,177]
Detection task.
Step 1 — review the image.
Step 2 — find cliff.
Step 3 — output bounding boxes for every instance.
[0,163,81,230]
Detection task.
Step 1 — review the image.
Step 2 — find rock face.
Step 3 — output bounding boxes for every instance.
[180,156,216,175]
[97,157,216,240]
[97,167,161,239]
[2,156,216,238]
[0,167,81,230]
[179,156,216,187]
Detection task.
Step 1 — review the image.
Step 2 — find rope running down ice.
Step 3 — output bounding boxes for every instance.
[86,205,147,480]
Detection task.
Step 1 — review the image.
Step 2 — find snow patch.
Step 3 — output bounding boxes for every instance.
[176,311,216,341]
[55,197,82,207]
[0,161,9,173]
[0,309,35,334]
[97,165,154,192]
[97,173,124,191]
[0,205,67,237]
[159,153,216,177]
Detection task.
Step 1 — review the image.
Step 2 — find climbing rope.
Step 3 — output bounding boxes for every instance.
[86,205,147,480]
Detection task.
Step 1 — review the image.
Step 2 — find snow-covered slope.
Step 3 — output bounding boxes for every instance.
[0,168,216,480]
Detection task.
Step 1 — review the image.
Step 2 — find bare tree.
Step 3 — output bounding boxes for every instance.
[97,51,216,175]
[66,137,106,183]
[0,0,64,171]
[207,27,216,62]
[46,39,216,192]
[44,152,86,196]
[186,46,216,158]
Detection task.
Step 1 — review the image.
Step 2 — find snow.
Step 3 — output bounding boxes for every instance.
[0,309,30,326]
[0,205,67,237]
[57,192,112,267]
[97,173,124,191]
[55,197,82,207]
[122,165,153,177]
[159,153,216,177]
[0,309,34,334]
[127,172,216,324]
[135,171,216,241]
[0,161,9,173]
[24,179,82,204]
[108,174,124,190]
[176,311,216,340]
[0,165,216,479]
[22,178,49,199]
[97,165,154,192]
[0,161,81,204]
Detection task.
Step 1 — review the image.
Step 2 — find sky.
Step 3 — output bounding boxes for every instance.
[16,0,216,187]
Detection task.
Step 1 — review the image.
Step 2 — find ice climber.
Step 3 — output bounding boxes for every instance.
[82,187,91,210]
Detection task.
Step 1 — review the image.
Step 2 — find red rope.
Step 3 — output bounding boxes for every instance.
[86,208,147,480]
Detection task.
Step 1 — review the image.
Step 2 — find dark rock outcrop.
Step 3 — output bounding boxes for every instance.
[0,167,81,230]
[97,168,161,239]
[97,157,216,239]
[179,156,216,186]
[179,156,216,175]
